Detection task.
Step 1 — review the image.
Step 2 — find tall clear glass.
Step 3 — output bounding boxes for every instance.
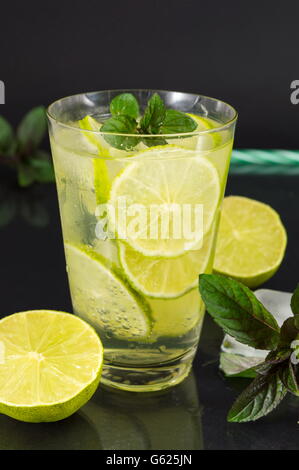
[47,90,237,392]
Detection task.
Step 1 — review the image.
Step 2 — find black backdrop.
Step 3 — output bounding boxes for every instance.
[1,0,299,148]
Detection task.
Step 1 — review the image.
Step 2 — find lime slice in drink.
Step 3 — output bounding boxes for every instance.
[79,116,111,204]
[79,116,111,157]
[149,289,205,338]
[119,228,214,298]
[109,146,220,257]
[65,243,152,340]
[214,196,287,288]
[169,114,221,151]
[0,310,103,423]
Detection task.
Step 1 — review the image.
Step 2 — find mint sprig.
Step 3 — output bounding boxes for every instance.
[0,106,54,187]
[101,92,197,151]
[199,274,299,423]
[198,274,280,350]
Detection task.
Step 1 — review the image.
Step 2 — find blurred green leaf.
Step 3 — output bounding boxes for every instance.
[17,163,36,187]
[0,116,14,154]
[17,106,47,153]
[0,197,17,227]
[28,151,55,183]
[20,198,49,227]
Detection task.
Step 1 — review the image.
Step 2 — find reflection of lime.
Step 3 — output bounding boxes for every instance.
[65,243,152,340]
[109,146,220,257]
[214,196,287,288]
[0,310,103,423]
[0,412,101,450]
[119,229,214,298]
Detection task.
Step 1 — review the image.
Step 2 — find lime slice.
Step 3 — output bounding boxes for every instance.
[119,228,214,298]
[78,116,111,158]
[109,146,220,257]
[169,114,221,151]
[79,116,111,204]
[149,289,205,338]
[214,196,287,288]
[65,243,152,340]
[0,310,103,423]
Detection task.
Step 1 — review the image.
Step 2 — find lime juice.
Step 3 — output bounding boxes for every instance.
[48,90,237,391]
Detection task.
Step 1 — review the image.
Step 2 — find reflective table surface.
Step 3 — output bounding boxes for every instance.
[0,168,298,450]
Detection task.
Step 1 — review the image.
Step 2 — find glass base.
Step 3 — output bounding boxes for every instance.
[101,350,195,392]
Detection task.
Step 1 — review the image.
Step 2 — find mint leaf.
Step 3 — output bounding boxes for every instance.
[227,370,287,422]
[0,116,14,154]
[159,109,197,134]
[20,199,49,227]
[110,93,139,119]
[279,361,298,396]
[0,198,16,227]
[279,316,299,348]
[255,349,290,376]
[17,163,36,187]
[142,136,167,147]
[101,115,138,151]
[140,93,166,134]
[28,151,55,183]
[291,284,299,316]
[199,274,280,350]
[17,106,47,152]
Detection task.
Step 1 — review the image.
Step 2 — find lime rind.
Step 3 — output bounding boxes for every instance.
[79,116,111,204]
[78,116,111,158]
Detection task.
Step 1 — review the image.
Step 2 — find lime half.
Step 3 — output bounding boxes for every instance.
[0,310,103,423]
[109,146,220,257]
[65,243,152,340]
[214,196,287,287]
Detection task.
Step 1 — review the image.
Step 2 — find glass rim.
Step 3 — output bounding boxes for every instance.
[47,89,238,138]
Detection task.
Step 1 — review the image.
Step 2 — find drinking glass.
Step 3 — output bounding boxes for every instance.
[47,90,237,392]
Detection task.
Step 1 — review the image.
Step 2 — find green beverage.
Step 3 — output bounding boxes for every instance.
[47,90,237,391]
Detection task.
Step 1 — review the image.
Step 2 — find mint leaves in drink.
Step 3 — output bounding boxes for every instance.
[101,92,197,150]
[199,274,299,422]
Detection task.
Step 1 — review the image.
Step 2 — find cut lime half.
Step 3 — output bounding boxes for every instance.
[0,310,103,423]
[65,243,152,340]
[214,196,287,288]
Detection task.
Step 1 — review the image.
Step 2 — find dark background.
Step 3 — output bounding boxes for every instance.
[1,0,299,450]
[1,0,299,148]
